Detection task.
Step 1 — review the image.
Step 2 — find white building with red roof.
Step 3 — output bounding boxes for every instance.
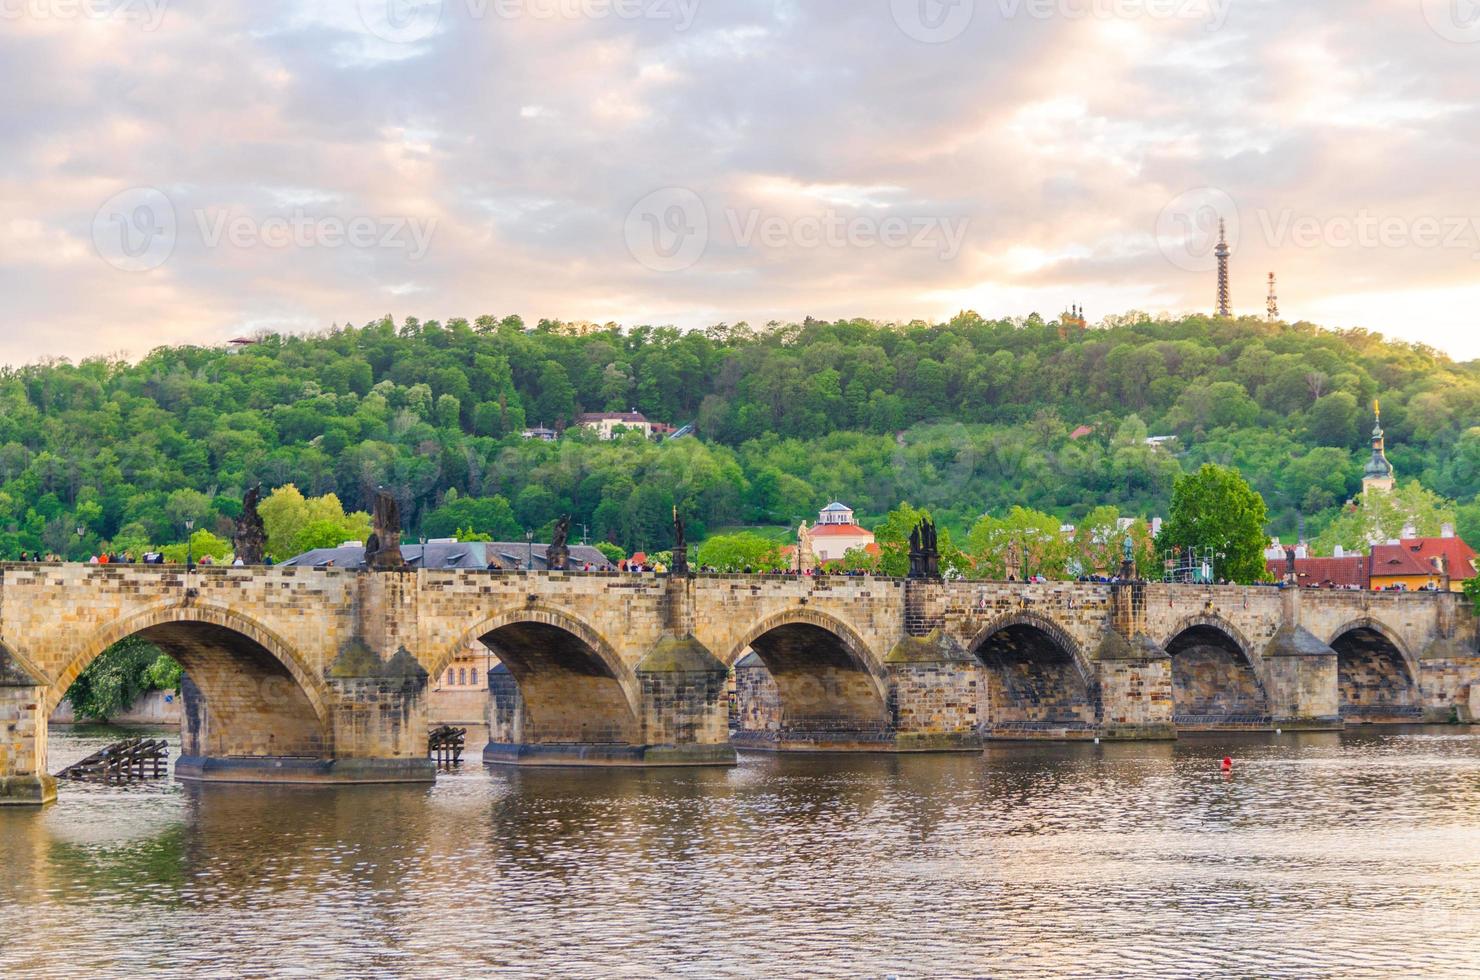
[805,502,876,563]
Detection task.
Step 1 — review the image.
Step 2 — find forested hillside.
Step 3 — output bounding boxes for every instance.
[2,311,1477,558]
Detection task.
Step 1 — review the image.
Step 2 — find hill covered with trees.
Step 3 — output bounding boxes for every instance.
[2,311,1477,559]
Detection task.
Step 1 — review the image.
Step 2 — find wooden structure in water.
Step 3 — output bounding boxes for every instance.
[56,738,169,783]
[428,726,467,768]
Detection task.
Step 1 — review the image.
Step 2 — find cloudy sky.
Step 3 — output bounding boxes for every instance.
[3,0,1479,365]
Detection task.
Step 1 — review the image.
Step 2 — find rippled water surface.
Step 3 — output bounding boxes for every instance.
[4,727,1480,978]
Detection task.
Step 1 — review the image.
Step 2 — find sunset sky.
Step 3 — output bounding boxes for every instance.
[3,0,1479,365]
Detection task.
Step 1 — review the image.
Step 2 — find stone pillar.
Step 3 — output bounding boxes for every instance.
[486,663,524,744]
[635,636,736,766]
[733,653,782,735]
[884,630,983,751]
[1110,581,1147,639]
[317,638,436,782]
[1093,630,1176,740]
[1418,633,1480,723]
[0,650,56,806]
[1262,626,1342,730]
[179,642,436,784]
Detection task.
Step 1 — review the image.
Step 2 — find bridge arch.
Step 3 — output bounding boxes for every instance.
[727,608,890,740]
[1162,615,1269,729]
[53,601,334,761]
[1328,618,1421,723]
[968,612,1097,734]
[453,605,643,746]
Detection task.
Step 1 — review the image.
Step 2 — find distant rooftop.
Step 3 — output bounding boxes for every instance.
[281,540,616,572]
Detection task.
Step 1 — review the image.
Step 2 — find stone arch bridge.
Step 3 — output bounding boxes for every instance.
[1,564,1475,804]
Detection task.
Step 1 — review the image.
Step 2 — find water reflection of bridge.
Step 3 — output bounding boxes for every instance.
[1,565,1475,804]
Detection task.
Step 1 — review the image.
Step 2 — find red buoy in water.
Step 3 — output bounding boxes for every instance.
[1221,756,1233,771]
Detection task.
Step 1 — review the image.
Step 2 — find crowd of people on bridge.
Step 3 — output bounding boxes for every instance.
[9,550,272,566]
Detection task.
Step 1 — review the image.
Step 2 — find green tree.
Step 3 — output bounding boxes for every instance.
[1312,483,1457,555]
[696,532,786,572]
[1308,391,1360,447]
[63,637,181,722]
[1159,464,1270,583]
[969,506,1072,580]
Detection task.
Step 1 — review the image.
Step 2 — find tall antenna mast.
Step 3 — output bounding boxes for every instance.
[1266,272,1279,321]
[1214,219,1232,318]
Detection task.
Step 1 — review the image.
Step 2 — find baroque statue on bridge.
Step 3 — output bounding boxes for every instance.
[364,489,406,570]
[908,518,940,580]
[233,485,267,565]
[671,507,689,576]
[547,516,571,571]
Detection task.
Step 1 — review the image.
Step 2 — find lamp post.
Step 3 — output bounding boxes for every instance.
[525,529,534,571]
[76,524,85,561]
[185,518,195,570]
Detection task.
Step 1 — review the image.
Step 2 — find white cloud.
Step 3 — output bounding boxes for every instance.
[0,0,1477,364]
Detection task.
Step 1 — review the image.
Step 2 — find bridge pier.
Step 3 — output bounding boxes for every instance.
[484,618,737,767]
[0,656,55,805]
[1094,630,1177,741]
[883,631,984,752]
[1262,626,1343,730]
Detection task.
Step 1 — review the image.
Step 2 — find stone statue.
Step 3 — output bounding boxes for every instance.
[1004,539,1022,582]
[671,507,689,576]
[548,515,571,571]
[1119,533,1138,581]
[908,518,941,579]
[364,489,406,570]
[1284,546,1297,584]
[233,485,267,565]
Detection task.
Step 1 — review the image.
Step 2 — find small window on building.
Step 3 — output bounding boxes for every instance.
[446,669,455,686]
[458,669,466,686]
[470,669,479,686]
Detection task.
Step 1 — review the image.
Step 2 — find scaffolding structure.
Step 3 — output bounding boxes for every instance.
[1162,547,1220,585]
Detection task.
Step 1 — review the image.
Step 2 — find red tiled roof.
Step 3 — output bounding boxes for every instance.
[1403,537,1478,581]
[1069,425,1095,440]
[1266,556,1366,589]
[809,524,873,537]
[1368,544,1437,578]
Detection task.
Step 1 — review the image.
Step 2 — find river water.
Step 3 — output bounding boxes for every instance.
[3,727,1480,978]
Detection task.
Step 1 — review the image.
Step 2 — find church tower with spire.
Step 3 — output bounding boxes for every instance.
[1362,400,1395,495]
